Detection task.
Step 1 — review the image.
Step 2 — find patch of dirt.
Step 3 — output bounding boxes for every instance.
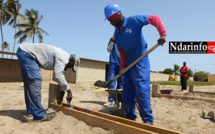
[0,82,215,134]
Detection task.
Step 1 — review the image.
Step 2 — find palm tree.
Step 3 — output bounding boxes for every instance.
[15,8,49,43]
[0,0,13,57]
[7,0,21,58]
[2,41,9,58]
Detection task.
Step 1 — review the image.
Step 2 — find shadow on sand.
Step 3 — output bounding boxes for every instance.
[79,100,106,106]
[0,109,29,123]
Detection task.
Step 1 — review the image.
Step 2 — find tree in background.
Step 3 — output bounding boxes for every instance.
[163,68,174,75]
[7,0,21,58]
[0,0,13,57]
[193,71,208,82]
[187,68,193,80]
[163,64,193,80]
[14,8,49,43]
[173,64,180,75]
[2,41,9,57]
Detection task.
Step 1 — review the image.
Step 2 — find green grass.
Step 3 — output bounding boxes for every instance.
[151,81,215,86]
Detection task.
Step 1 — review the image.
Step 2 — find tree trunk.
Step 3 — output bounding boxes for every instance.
[12,0,20,59]
[0,9,4,58]
[11,20,17,59]
[33,34,35,43]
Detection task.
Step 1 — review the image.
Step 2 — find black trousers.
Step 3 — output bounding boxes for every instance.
[180,77,187,90]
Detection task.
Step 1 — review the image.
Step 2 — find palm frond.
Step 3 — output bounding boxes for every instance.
[19,34,27,43]
[26,29,33,40]
[15,29,28,43]
[0,1,14,25]
[37,15,43,25]
[17,14,28,24]
[14,8,49,43]
[14,27,28,38]
[7,0,19,26]
[36,29,43,43]
[38,27,49,36]
[15,23,30,28]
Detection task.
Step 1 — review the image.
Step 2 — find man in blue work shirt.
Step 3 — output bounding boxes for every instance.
[104,34,124,107]
[17,43,80,122]
[104,4,167,125]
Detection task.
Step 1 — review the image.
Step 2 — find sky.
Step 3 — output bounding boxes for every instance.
[3,0,215,74]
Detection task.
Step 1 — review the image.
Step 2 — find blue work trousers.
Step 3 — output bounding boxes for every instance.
[123,57,154,125]
[107,63,124,102]
[17,48,45,120]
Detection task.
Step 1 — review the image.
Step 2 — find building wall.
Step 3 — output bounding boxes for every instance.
[58,58,107,84]
[0,58,194,83]
[208,74,215,82]
[0,58,53,82]
[150,72,193,81]
[0,58,22,82]
[40,69,53,81]
[64,68,76,83]
[75,59,107,84]
[151,72,170,81]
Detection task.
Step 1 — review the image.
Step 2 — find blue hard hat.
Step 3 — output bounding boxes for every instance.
[104,4,121,20]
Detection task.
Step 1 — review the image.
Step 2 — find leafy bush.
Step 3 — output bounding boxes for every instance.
[163,68,174,75]
[151,81,215,86]
[187,69,193,80]
[163,65,193,80]
[173,64,180,75]
[193,71,208,82]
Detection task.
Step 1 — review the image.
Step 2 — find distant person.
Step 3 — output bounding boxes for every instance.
[180,62,189,91]
[104,35,124,107]
[17,43,80,122]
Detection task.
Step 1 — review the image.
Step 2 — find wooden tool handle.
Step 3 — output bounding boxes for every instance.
[106,43,160,87]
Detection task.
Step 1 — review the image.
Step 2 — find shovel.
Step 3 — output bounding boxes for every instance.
[94,43,160,88]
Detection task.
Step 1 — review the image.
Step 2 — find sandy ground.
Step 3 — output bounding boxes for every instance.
[0,81,215,134]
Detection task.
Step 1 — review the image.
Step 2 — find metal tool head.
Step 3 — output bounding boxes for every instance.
[70,104,74,109]
[94,80,113,88]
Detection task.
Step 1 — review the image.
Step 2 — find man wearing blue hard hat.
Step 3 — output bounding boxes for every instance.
[104,4,167,125]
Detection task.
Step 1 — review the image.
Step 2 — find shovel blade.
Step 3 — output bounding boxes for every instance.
[94,80,113,88]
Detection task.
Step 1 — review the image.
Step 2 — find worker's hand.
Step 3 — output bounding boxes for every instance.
[119,69,125,76]
[56,91,65,105]
[107,39,115,52]
[157,35,166,46]
[66,89,73,104]
[112,35,115,40]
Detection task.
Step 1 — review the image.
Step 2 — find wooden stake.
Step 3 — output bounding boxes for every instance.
[48,83,61,108]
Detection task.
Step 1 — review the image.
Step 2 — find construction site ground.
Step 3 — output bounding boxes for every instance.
[0,81,215,134]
